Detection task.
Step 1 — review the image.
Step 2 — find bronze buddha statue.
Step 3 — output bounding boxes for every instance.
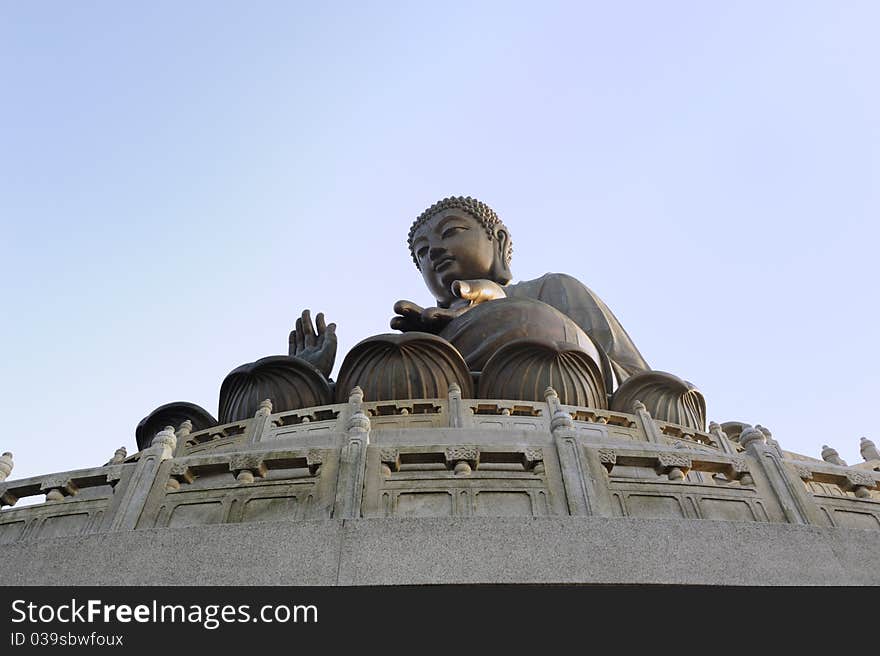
[137,195,705,443]
[390,195,650,388]
[285,195,704,428]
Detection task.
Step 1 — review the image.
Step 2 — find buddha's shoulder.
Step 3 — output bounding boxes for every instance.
[508,272,593,295]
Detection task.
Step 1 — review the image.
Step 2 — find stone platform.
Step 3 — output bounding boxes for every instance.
[0,517,878,586]
[1,387,878,585]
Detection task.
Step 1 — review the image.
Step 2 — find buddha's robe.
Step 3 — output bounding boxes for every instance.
[503,273,649,384]
[437,272,649,391]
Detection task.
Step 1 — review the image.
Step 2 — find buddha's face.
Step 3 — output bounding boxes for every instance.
[412,209,508,306]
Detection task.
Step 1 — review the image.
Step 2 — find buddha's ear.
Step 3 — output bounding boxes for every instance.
[492,229,512,284]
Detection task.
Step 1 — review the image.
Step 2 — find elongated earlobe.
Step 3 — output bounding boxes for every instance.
[492,229,512,284]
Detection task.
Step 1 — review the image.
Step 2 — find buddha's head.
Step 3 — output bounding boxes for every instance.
[408,196,513,306]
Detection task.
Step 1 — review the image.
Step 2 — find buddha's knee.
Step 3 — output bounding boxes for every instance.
[439,297,603,372]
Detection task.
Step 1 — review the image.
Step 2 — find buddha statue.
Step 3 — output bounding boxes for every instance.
[386,195,706,428]
[390,196,650,387]
[137,195,705,442]
[282,195,704,427]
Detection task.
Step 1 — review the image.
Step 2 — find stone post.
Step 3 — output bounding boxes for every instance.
[546,387,601,516]
[632,400,664,444]
[739,427,821,526]
[447,382,471,428]
[0,452,13,482]
[173,419,194,457]
[246,399,274,445]
[821,445,847,466]
[332,387,370,519]
[105,447,127,465]
[861,437,880,462]
[104,426,177,532]
[756,425,784,458]
[708,422,736,455]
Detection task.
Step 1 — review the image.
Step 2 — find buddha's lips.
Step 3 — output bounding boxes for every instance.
[434,257,455,272]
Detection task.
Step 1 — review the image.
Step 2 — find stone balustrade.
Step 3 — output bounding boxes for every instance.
[2,391,879,548]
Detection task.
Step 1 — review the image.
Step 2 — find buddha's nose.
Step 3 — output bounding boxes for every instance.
[429,246,447,262]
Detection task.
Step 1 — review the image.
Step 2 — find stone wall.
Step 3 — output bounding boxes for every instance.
[1,387,878,585]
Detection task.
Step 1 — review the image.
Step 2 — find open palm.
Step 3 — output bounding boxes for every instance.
[288,309,337,378]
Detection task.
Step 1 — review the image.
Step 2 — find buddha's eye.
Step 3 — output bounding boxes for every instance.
[442,226,467,239]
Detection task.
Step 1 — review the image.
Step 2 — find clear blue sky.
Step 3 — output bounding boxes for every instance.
[1,1,877,482]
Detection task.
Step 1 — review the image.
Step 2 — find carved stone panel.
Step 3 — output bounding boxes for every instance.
[361,444,565,519]
[597,449,617,472]
[833,510,880,530]
[625,495,685,519]
[240,496,300,523]
[136,449,339,529]
[699,498,757,522]
[167,502,225,528]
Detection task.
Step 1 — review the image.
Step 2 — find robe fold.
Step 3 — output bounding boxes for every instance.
[504,273,650,384]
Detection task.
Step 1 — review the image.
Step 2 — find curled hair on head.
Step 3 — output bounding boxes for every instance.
[408,196,513,270]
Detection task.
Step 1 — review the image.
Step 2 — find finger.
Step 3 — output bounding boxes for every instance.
[394,300,424,317]
[422,307,453,323]
[294,318,304,352]
[315,312,327,335]
[425,306,464,330]
[302,309,316,347]
[391,316,419,332]
[459,279,504,303]
[452,280,473,299]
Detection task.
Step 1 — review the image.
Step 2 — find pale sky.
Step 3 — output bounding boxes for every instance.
[1,1,878,485]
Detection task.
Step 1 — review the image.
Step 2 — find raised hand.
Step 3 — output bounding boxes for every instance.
[288,309,337,378]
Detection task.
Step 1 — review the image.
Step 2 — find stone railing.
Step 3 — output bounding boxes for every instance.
[1,388,878,546]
